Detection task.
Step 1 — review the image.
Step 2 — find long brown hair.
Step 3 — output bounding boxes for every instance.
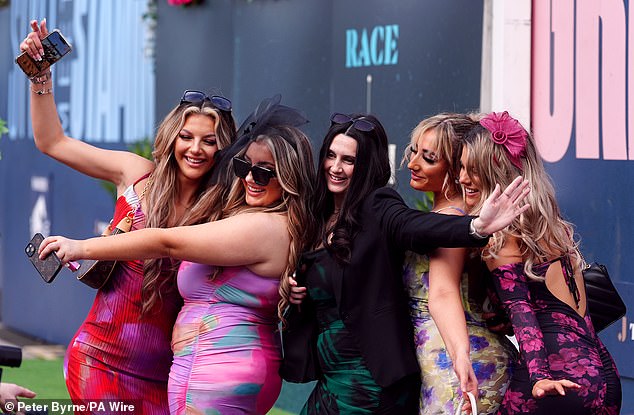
[141,103,236,314]
[184,128,317,324]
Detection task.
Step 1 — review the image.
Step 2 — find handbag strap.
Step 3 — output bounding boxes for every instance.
[110,175,152,234]
[560,255,581,308]
[455,391,478,415]
[126,174,152,220]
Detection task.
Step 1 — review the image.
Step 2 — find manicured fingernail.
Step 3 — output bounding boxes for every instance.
[36,54,42,61]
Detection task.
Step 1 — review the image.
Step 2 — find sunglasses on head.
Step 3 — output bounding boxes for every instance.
[180,90,232,112]
[232,156,277,186]
[330,113,375,132]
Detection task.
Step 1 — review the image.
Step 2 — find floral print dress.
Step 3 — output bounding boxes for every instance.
[403,252,516,414]
[490,258,621,414]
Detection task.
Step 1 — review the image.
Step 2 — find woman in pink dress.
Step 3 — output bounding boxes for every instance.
[40,96,317,414]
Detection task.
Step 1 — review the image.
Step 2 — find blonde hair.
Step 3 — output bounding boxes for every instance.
[402,112,479,200]
[461,120,584,280]
[141,103,236,314]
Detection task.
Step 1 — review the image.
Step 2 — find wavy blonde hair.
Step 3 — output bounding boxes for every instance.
[401,112,479,200]
[141,103,236,315]
[460,119,583,280]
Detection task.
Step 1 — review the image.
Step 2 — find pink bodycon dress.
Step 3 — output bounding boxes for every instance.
[169,261,282,414]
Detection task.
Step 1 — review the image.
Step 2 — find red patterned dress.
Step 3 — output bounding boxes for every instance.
[64,175,180,414]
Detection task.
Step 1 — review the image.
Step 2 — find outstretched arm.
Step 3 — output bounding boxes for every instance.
[373,177,529,254]
[40,212,290,277]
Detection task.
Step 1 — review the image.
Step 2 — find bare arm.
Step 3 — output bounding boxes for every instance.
[23,19,152,190]
[428,247,478,396]
[40,212,291,278]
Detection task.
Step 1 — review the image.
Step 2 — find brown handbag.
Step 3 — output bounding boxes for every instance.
[76,177,150,289]
[75,215,134,289]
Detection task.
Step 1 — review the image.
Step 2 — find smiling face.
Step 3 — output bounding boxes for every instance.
[407,129,449,194]
[459,146,483,210]
[323,133,358,207]
[240,141,283,207]
[174,113,218,185]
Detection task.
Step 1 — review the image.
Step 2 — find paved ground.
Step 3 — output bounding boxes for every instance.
[0,324,65,360]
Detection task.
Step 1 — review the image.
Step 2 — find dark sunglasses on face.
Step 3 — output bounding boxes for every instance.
[232,156,277,186]
[330,112,376,132]
[180,90,232,112]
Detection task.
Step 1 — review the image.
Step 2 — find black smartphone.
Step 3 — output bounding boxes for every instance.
[25,233,62,283]
[15,29,72,78]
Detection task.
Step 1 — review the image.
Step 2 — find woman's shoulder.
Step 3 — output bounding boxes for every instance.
[371,186,401,198]
[366,186,404,207]
[486,235,523,270]
[232,210,288,232]
[433,205,466,216]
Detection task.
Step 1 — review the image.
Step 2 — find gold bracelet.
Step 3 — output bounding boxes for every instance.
[31,86,53,95]
[29,71,52,85]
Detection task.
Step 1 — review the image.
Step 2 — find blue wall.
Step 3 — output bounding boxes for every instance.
[1,0,156,344]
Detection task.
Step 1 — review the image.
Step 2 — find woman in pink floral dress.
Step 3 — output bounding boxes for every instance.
[458,111,621,414]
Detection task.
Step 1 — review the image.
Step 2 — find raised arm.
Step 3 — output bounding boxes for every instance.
[40,212,291,278]
[22,19,152,189]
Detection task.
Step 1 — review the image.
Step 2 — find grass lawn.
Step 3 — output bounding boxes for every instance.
[1,358,69,399]
[0,358,297,414]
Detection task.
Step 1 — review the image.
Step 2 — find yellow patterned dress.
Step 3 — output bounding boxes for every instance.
[402,252,516,414]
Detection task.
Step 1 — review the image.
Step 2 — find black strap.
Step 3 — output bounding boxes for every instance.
[561,255,581,308]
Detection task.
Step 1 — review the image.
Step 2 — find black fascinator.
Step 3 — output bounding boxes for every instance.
[209,94,309,184]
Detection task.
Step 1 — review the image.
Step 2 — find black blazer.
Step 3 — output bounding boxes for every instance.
[281,187,488,387]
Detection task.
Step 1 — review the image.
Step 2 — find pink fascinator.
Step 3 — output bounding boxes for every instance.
[479,111,527,170]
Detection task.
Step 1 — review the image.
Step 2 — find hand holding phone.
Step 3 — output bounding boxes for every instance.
[25,233,62,283]
[16,27,72,78]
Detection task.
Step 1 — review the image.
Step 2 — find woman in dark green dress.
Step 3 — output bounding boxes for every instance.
[280,112,530,414]
[299,248,387,413]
